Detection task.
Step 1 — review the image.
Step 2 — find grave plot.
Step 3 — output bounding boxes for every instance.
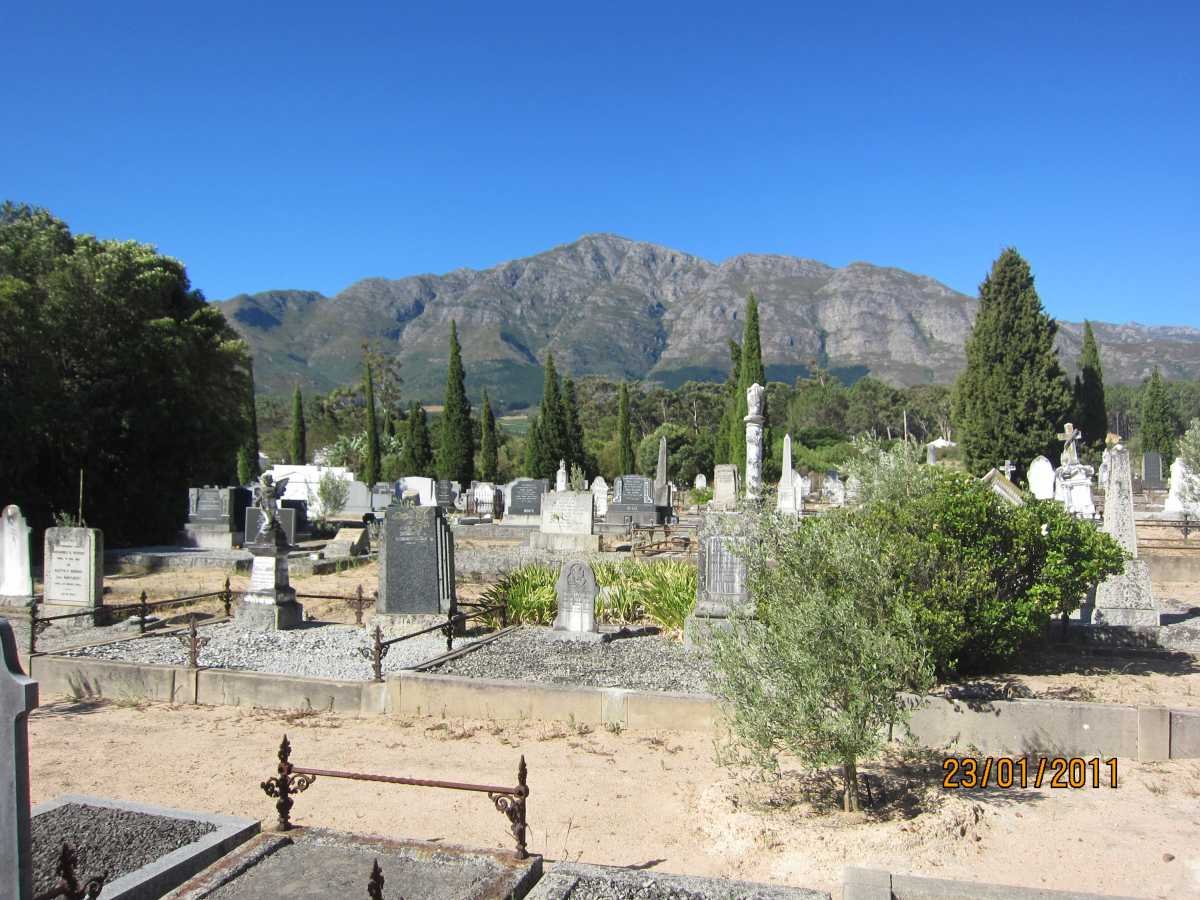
[527,861,827,900]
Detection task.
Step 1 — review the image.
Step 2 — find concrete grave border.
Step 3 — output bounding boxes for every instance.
[526,861,828,899]
[32,794,258,900]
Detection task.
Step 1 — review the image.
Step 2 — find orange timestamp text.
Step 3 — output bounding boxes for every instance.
[942,756,1118,789]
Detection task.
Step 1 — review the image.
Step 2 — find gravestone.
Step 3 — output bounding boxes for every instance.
[1053,424,1096,518]
[531,492,599,551]
[654,437,670,506]
[590,477,608,518]
[609,475,660,525]
[378,506,455,616]
[797,472,811,497]
[507,479,547,518]
[981,469,1025,507]
[326,527,369,558]
[775,434,801,517]
[43,528,103,623]
[1143,452,1165,489]
[2,617,37,899]
[554,460,568,493]
[244,507,297,546]
[1090,444,1158,627]
[1165,457,1200,515]
[551,561,599,639]
[181,486,250,550]
[397,476,436,507]
[685,515,751,646]
[470,482,500,517]
[821,472,846,506]
[712,465,740,509]
[744,383,765,501]
[0,506,33,605]
[693,473,707,490]
[435,480,456,510]
[238,525,303,631]
[1027,456,1056,500]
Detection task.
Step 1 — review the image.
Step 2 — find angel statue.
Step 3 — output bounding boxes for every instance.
[253,473,290,537]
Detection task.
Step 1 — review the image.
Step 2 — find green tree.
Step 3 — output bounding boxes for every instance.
[562,376,586,476]
[399,401,434,477]
[951,249,1073,476]
[236,446,253,486]
[363,360,380,485]
[1073,321,1107,453]
[1139,367,1178,457]
[524,413,542,477]
[723,295,766,470]
[1178,418,1200,508]
[479,388,499,481]
[290,384,307,464]
[437,321,475,484]
[529,353,567,478]
[715,340,742,464]
[616,383,636,474]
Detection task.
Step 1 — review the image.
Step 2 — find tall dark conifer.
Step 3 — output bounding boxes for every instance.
[617,383,635,475]
[726,294,765,470]
[479,389,498,481]
[524,413,541,477]
[951,249,1073,475]
[244,360,261,478]
[532,353,567,478]
[437,321,474,484]
[715,340,742,464]
[400,401,434,477]
[1139,367,1178,457]
[1073,321,1107,451]
[363,361,381,485]
[290,384,307,465]
[562,376,585,476]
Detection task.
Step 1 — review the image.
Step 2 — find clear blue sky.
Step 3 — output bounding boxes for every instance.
[4,2,1197,326]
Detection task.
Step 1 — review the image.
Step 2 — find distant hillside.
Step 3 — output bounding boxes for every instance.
[220,234,1200,408]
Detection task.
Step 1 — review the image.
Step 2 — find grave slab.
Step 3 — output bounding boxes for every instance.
[525,861,827,899]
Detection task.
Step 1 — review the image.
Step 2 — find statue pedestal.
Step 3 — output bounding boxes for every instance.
[744,414,764,501]
[236,525,303,630]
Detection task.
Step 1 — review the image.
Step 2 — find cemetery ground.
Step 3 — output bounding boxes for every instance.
[23,697,1200,898]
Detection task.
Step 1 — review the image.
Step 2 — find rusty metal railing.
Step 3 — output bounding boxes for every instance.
[356,603,506,682]
[260,734,530,858]
[33,843,106,900]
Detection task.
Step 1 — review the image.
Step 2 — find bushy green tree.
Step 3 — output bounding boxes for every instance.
[363,360,381,485]
[290,384,307,464]
[0,202,254,544]
[617,383,636,474]
[951,249,1072,476]
[437,321,475,484]
[1139,367,1178,457]
[479,388,499,481]
[1073,322,1107,453]
[243,360,262,477]
[1178,418,1200,507]
[398,401,433,477]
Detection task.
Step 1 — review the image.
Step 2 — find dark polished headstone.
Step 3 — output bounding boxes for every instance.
[509,479,547,516]
[378,506,455,615]
[609,475,663,525]
[187,486,251,527]
[1,617,37,899]
[435,480,455,510]
[1143,451,1165,489]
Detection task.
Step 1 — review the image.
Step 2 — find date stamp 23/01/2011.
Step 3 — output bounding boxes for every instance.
[942,757,1118,790]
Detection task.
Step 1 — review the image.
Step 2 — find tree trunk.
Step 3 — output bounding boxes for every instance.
[842,760,860,812]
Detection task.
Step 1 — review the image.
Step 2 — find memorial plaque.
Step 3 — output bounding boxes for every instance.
[43,528,103,608]
[509,479,547,516]
[553,561,598,635]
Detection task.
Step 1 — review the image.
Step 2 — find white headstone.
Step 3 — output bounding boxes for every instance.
[398,476,437,506]
[1092,444,1158,626]
[552,561,598,636]
[540,492,593,535]
[776,434,801,516]
[0,506,33,603]
[822,473,846,507]
[797,472,811,497]
[712,465,740,509]
[43,528,103,611]
[1,617,37,899]
[1164,457,1200,516]
[1027,456,1055,500]
[744,383,765,501]
[590,477,608,517]
[555,459,568,493]
[693,473,707,490]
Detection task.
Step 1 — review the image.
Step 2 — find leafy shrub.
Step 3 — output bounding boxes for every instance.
[635,560,696,630]
[480,565,557,625]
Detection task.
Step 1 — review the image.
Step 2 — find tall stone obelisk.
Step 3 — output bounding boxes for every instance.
[744,383,765,502]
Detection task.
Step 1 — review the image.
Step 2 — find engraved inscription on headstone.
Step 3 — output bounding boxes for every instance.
[43,528,102,608]
[509,479,547,516]
[553,561,598,635]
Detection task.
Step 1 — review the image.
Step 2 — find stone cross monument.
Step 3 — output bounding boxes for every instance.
[1090,443,1159,627]
[744,382,765,501]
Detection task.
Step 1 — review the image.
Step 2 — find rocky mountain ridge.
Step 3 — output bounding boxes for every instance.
[220,234,1200,406]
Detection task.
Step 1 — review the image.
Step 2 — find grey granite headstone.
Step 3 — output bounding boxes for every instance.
[1090,444,1158,627]
[1,617,37,899]
[609,475,660,525]
[1,505,33,605]
[685,515,751,646]
[1142,451,1165,489]
[552,561,599,638]
[508,479,547,516]
[43,527,103,622]
[378,506,454,615]
[244,507,297,546]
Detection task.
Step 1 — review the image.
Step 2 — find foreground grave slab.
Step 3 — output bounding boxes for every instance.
[526,861,827,899]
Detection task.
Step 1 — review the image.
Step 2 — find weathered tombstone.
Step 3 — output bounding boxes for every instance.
[0,506,33,605]
[397,476,436,507]
[796,472,811,497]
[1165,457,1200,515]
[609,475,659,525]
[325,527,369,558]
[685,515,751,646]
[435,480,456,510]
[1053,424,1096,518]
[1143,452,1165,489]
[244,507,297,547]
[377,506,455,615]
[590,477,608,518]
[238,478,303,629]
[821,472,846,507]
[775,434,801,517]
[1027,456,1056,500]
[531,492,599,551]
[712,465,740,509]
[181,486,250,549]
[43,527,103,623]
[653,437,670,507]
[1,617,37,899]
[1090,444,1158,626]
[744,383,765,501]
[551,561,599,639]
[693,473,707,490]
[981,469,1025,507]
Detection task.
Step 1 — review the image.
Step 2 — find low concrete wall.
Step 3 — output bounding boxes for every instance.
[194,668,376,714]
[30,655,193,705]
[843,866,1140,900]
[1170,709,1200,758]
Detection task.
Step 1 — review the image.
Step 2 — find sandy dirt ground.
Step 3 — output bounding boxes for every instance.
[25,700,1200,898]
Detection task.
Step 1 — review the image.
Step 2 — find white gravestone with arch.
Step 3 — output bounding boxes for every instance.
[0,506,33,604]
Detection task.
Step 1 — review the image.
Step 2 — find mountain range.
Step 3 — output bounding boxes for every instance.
[220,234,1200,408]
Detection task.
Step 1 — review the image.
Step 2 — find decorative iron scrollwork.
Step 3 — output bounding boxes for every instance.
[488,755,529,859]
[367,859,385,900]
[33,843,106,900]
[260,734,316,830]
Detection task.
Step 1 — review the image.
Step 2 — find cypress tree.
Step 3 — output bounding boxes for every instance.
[290,384,307,465]
[244,360,261,478]
[951,249,1073,476]
[364,361,381,485]
[617,383,635,474]
[236,446,253,486]
[1073,321,1107,451]
[525,413,541,476]
[532,353,566,478]
[400,401,434,477]
[562,377,585,475]
[479,389,499,481]
[727,294,766,471]
[437,321,474,484]
[1140,367,1178,457]
[715,340,742,464]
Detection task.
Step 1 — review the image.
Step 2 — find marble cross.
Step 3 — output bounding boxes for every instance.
[1000,459,1016,480]
[1057,424,1082,466]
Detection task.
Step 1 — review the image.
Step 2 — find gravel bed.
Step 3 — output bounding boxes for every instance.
[426,626,714,693]
[31,803,214,895]
[559,877,711,899]
[62,620,485,680]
